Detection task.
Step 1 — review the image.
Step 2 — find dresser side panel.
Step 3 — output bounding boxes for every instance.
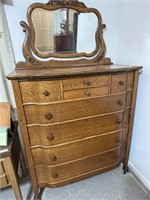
[11,80,39,194]
[122,70,140,172]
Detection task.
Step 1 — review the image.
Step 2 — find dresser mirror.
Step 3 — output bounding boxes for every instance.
[31,8,98,56]
[18,0,111,68]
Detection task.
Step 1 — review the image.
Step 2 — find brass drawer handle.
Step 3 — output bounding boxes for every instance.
[52,172,59,179]
[50,155,57,161]
[115,137,120,143]
[119,81,125,86]
[43,90,50,96]
[45,113,53,120]
[85,80,91,86]
[117,100,123,106]
[114,153,119,159]
[116,119,121,124]
[85,90,91,96]
[47,134,54,141]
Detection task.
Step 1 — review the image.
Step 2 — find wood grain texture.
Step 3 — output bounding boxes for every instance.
[11,80,39,195]
[28,112,123,146]
[7,64,142,80]
[20,80,61,103]
[37,163,120,188]
[24,93,126,125]
[8,66,142,196]
[111,74,127,94]
[122,126,129,142]
[123,108,130,126]
[0,102,10,128]
[63,86,109,100]
[35,148,120,186]
[121,143,127,160]
[62,75,109,90]
[4,157,22,200]
[0,174,9,188]
[31,131,122,166]
[0,161,5,175]
[126,91,132,107]
[127,72,134,90]
[123,70,140,172]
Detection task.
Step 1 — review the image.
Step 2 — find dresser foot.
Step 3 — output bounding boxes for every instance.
[34,193,40,200]
[123,164,129,174]
[34,188,44,200]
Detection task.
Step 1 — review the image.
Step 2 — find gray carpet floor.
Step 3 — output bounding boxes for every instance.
[0,165,149,200]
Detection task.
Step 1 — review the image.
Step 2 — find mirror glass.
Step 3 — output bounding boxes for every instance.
[31,8,98,55]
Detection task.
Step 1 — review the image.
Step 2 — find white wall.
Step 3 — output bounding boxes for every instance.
[0,1,15,106]
[4,0,40,63]
[116,1,150,190]
[85,0,121,63]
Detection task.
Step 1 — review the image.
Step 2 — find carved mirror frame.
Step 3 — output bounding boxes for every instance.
[17,0,111,68]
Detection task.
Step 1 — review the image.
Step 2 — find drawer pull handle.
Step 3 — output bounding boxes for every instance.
[116,119,121,124]
[85,90,91,96]
[50,155,57,161]
[119,81,125,86]
[43,90,50,96]
[114,153,119,159]
[117,100,123,106]
[45,113,53,120]
[115,137,120,143]
[47,134,54,141]
[52,172,59,179]
[85,80,91,86]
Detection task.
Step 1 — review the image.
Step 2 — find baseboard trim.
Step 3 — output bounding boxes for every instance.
[128,161,150,197]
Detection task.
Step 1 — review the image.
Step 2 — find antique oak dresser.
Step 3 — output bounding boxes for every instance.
[7,0,142,198]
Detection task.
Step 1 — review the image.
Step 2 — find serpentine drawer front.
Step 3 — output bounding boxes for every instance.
[31,130,122,166]
[28,112,123,146]
[35,148,120,187]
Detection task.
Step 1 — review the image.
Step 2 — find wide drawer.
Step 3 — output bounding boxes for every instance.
[35,148,120,186]
[20,80,61,103]
[62,75,109,90]
[32,131,121,166]
[28,112,123,146]
[25,94,126,125]
[63,86,109,100]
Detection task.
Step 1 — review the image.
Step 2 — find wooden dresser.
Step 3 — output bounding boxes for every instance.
[7,0,142,198]
[7,65,142,196]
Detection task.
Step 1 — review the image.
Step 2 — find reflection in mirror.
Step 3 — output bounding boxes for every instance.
[77,13,98,53]
[31,8,98,55]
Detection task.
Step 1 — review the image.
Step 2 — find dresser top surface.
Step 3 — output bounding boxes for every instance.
[7,64,142,80]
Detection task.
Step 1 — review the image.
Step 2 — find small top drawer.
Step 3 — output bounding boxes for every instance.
[63,86,109,100]
[20,80,61,103]
[62,75,109,90]
[111,74,126,94]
